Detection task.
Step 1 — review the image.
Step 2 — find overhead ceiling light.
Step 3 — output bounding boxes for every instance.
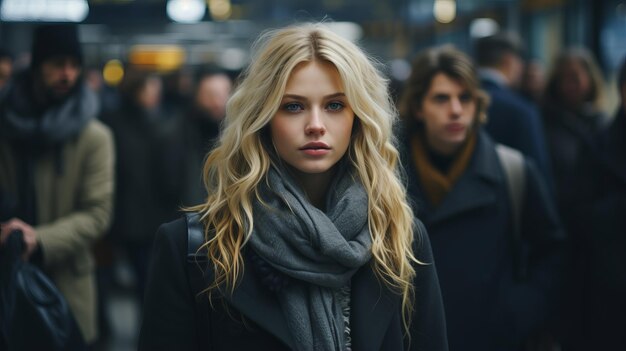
[433,0,456,24]
[209,0,232,21]
[469,18,500,39]
[167,0,206,24]
[0,0,89,22]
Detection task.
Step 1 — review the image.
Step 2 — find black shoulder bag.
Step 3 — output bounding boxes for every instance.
[0,230,86,351]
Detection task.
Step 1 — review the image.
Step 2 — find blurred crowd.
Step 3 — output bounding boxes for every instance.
[0,22,625,351]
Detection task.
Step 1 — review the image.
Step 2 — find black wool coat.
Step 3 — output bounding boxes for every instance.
[138,217,449,351]
[400,129,565,351]
[563,109,626,350]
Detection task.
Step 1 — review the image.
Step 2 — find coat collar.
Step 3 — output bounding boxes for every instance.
[223,258,399,350]
[407,129,504,225]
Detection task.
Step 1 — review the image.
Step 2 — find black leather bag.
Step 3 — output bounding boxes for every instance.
[0,230,86,351]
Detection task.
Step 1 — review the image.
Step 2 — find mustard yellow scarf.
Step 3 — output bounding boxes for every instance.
[411,132,477,207]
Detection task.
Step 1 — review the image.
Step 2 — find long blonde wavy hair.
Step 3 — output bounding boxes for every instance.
[191,23,419,331]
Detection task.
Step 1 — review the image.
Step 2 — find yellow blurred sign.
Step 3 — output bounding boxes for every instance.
[128,45,186,72]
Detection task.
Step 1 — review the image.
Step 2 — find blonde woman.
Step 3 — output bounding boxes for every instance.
[139,23,447,351]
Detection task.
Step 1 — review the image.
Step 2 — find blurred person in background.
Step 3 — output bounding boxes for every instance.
[0,48,13,95]
[0,24,115,346]
[475,33,554,193]
[101,69,168,306]
[398,45,564,351]
[161,67,194,118]
[160,64,233,213]
[542,48,610,222]
[193,65,232,125]
[85,67,104,94]
[540,53,607,345]
[558,55,626,351]
[519,59,546,106]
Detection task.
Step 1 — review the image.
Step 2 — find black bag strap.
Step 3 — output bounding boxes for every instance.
[185,212,212,351]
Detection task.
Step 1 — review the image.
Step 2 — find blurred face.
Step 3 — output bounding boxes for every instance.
[270,60,354,176]
[0,58,12,83]
[85,69,103,93]
[506,53,524,88]
[416,73,476,155]
[40,56,81,99]
[195,74,232,121]
[137,76,162,111]
[558,59,591,107]
[522,61,545,98]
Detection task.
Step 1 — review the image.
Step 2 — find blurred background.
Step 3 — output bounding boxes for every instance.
[1,1,625,102]
[1,1,625,350]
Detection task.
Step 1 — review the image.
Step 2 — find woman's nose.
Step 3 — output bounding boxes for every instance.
[305,108,326,135]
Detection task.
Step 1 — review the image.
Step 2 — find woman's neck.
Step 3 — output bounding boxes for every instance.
[288,165,337,211]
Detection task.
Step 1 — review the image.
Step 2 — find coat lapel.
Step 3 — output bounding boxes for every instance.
[428,174,496,224]
[224,260,400,351]
[222,264,296,350]
[350,263,400,351]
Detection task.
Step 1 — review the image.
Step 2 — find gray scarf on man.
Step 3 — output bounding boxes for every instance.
[0,73,98,147]
[248,163,372,351]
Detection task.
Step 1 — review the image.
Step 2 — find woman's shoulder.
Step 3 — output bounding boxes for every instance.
[152,216,190,260]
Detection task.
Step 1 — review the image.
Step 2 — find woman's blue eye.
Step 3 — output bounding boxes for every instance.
[284,102,303,112]
[327,102,344,111]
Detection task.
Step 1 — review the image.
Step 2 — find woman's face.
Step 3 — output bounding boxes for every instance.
[558,58,592,106]
[270,60,355,176]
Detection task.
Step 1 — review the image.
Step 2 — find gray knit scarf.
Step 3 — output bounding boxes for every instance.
[0,76,98,147]
[248,163,372,351]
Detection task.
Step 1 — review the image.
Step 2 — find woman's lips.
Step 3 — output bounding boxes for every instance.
[300,141,331,156]
[301,149,330,156]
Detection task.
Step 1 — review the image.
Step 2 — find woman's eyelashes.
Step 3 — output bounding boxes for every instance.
[326,101,345,111]
[281,100,346,113]
[283,102,304,112]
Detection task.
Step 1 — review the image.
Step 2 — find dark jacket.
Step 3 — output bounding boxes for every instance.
[101,102,170,245]
[541,102,609,223]
[481,78,554,195]
[564,109,626,350]
[158,108,221,213]
[138,217,448,351]
[401,129,564,351]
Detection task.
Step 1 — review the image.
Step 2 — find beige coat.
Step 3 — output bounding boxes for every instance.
[0,119,114,343]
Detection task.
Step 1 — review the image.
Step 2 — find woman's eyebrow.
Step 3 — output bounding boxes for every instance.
[282,94,307,101]
[282,92,346,100]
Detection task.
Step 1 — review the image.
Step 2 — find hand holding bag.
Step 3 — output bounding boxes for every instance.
[0,230,86,351]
